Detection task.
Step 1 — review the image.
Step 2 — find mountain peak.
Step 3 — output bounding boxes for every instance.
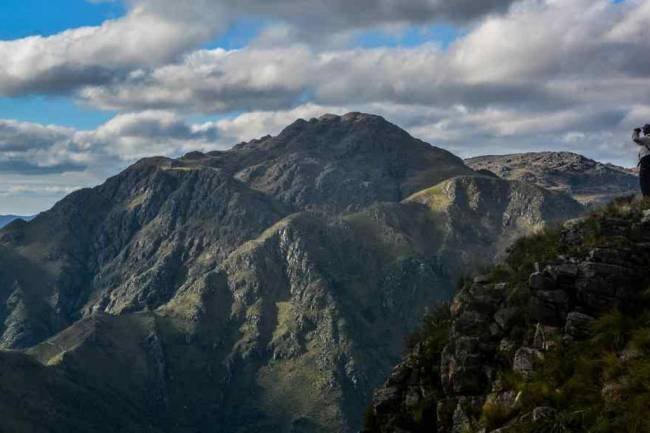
[318,111,386,123]
[275,111,398,139]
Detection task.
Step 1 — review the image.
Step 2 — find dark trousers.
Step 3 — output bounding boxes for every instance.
[641,156,650,197]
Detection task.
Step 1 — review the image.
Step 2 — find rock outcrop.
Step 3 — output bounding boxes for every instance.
[364,197,650,433]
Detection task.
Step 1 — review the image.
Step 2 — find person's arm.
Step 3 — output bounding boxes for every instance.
[633,129,650,146]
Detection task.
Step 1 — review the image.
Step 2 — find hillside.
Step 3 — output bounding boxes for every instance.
[365,197,650,433]
[0,113,584,433]
[466,152,638,206]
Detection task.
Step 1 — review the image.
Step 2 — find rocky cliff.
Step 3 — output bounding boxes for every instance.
[466,152,638,206]
[365,197,650,433]
[0,113,584,433]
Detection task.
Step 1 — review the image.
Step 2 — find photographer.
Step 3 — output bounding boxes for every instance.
[633,124,650,197]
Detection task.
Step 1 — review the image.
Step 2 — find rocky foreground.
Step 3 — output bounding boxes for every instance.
[365,197,650,433]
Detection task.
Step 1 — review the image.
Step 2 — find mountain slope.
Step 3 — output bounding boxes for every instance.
[365,197,650,433]
[0,113,585,433]
[466,152,638,205]
[0,113,474,350]
[406,175,584,271]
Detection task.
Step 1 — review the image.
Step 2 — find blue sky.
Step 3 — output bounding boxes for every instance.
[0,0,122,131]
[0,0,647,214]
[0,0,124,39]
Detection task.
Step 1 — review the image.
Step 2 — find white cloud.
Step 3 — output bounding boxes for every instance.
[0,1,226,96]
[81,110,222,159]
[0,0,521,97]
[73,0,649,118]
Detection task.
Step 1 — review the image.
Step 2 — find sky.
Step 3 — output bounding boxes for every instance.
[0,0,649,214]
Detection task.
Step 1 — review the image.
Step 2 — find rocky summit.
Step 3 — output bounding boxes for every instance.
[365,197,650,433]
[466,152,638,206]
[0,113,584,433]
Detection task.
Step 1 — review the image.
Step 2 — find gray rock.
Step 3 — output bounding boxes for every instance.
[498,338,518,362]
[529,272,556,291]
[529,290,569,326]
[564,311,595,339]
[494,307,520,330]
[373,386,402,412]
[513,347,544,379]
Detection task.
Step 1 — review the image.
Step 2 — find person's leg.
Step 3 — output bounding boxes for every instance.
[641,156,650,197]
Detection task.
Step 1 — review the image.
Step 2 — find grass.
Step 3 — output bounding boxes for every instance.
[490,292,650,433]
[404,182,453,212]
[473,197,650,432]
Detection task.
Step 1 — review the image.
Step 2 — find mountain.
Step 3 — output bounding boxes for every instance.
[466,152,639,206]
[0,215,33,229]
[0,113,584,433]
[365,196,650,433]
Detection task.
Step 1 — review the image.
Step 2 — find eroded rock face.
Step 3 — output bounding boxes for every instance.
[365,201,650,433]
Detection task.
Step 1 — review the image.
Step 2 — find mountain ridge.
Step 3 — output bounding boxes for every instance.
[466,151,638,206]
[0,113,585,433]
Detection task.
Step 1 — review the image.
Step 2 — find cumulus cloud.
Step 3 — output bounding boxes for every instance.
[81,110,221,159]
[77,0,650,114]
[230,0,519,39]
[0,111,223,177]
[0,120,89,174]
[0,1,226,96]
[0,0,520,97]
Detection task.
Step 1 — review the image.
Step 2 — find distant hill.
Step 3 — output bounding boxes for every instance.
[0,215,33,229]
[466,152,638,205]
[0,113,584,433]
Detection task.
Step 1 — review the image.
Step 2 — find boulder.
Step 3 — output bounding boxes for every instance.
[564,311,595,339]
[494,307,520,331]
[513,347,544,379]
[529,272,556,291]
[529,290,569,326]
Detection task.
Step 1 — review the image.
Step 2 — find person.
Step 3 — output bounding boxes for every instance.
[633,124,650,197]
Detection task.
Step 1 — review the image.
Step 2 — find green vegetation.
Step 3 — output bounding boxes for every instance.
[492,299,650,433]
[476,197,650,432]
[368,196,650,433]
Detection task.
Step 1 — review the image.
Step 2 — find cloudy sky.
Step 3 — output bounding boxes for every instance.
[0,0,648,214]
